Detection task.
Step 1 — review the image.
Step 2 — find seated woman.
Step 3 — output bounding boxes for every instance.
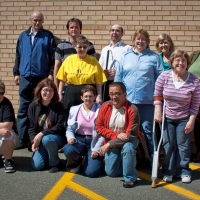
[0,80,19,173]
[63,85,104,178]
[28,78,66,173]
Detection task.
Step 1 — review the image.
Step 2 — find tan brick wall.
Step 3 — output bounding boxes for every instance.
[0,0,200,112]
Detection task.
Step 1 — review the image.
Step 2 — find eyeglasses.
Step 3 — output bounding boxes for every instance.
[42,89,54,93]
[174,58,187,64]
[77,46,88,49]
[0,92,5,95]
[135,38,146,42]
[109,92,123,97]
[83,95,95,99]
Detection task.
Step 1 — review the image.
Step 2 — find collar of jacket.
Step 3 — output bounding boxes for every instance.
[25,26,44,35]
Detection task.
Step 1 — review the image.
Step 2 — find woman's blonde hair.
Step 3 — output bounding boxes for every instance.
[155,33,175,53]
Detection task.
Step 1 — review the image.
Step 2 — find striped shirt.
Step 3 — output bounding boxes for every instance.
[55,38,96,62]
[154,70,200,119]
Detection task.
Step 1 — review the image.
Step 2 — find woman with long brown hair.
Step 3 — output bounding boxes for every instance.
[28,78,66,173]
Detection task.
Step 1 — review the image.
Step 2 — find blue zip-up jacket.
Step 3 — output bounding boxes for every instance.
[114,47,163,104]
[13,26,55,77]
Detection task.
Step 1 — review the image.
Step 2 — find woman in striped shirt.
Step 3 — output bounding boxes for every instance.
[154,49,200,183]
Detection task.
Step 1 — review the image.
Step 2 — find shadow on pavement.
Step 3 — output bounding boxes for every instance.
[13,156,32,172]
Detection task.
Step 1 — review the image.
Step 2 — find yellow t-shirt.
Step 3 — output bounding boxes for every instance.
[56,54,107,85]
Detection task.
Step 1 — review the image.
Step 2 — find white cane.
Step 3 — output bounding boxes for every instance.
[102,50,110,102]
[151,100,166,188]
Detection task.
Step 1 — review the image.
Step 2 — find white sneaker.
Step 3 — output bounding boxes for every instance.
[163,175,173,182]
[181,175,191,183]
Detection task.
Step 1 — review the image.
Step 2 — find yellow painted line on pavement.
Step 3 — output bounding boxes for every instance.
[66,178,107,200]
[43,172,73,200]
[190,163,200,171]
[43,172,107,200]
[139,168,200,200]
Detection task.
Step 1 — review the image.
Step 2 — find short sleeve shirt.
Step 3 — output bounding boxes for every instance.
[56,54,107,85]
[0,97,16,132]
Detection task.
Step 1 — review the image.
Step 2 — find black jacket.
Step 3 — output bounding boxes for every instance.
[28,101,66,143]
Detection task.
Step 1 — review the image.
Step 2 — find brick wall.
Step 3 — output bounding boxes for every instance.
[0,0,200,112]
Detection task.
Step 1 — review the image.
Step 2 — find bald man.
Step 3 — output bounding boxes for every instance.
[99,25,132,102]
[13,11,55,149]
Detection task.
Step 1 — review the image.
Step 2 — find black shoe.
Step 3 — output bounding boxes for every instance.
[49,161,62,173]
[49,166,59,173]
[4,159,16,173]
[123,180,137,188]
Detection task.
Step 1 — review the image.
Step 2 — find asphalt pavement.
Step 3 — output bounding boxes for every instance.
[0,148,200,200]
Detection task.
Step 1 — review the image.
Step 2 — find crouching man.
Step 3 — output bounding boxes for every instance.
[95,82,140,188]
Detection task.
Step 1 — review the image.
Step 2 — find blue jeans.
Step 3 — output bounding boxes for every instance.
[105,138,139,182]
[32,134,65,170]
[17,77,44,142]
[135,104,154,158]
[63,135,103,178]
[162,117,192,176]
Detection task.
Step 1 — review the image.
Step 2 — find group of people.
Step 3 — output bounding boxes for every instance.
[0,10,199,188]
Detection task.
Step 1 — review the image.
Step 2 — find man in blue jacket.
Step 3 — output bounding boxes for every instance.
[13,11,55,149]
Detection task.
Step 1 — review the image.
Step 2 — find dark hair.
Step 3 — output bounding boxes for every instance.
[66,18,82,30]
[81,85,96,96]
[155,33,175,53]
[132,29,150,46]
[109,82,126,93]
[74,35,89,46]
[0,80,5,91]
[34,78,59,105]
[169,49,191,69]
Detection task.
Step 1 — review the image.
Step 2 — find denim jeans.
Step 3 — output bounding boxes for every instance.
[17,77,44,143]
[32,134,65,170]
[105,138,139,182]
[135,104,154,159]
[63,135,103,178]
[162,116,192,176]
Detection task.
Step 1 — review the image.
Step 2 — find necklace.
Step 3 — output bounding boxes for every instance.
[177,77,181,82]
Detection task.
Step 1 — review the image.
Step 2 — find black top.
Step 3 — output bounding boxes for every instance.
[27,101,66,143]
[0,97,17,133]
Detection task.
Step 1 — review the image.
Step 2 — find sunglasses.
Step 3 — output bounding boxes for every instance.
[0,92,5,95]
[77,46,88,49]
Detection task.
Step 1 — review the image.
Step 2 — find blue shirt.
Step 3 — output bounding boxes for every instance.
[114,48,163,104]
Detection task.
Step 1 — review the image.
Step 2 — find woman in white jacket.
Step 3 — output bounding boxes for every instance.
[63,85,104,177]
